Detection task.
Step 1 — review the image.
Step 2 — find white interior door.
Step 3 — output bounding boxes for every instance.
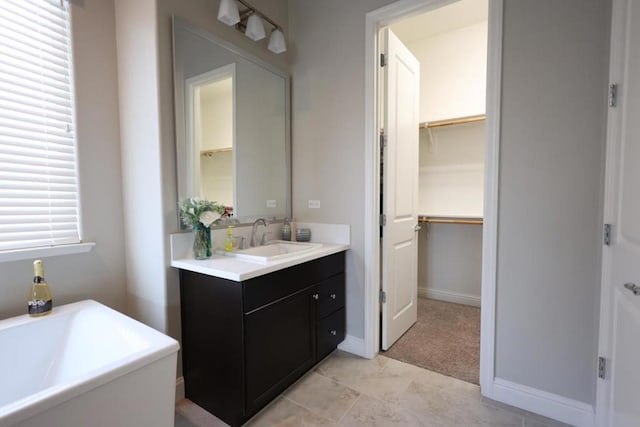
[597,1,640,425]
[381,28,420,350]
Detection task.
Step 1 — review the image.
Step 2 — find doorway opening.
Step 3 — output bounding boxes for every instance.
[380,0,487,386]
[185,64,236,210]
[364,0,503,397]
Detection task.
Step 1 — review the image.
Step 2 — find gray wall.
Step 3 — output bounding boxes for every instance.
[0,0,126,320]
[289,0,610,406]
[288,0,393,340]
[496,0,609,404]
[418,224,482,305]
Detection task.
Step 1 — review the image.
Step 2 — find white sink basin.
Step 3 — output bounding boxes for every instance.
[232,240,321,264]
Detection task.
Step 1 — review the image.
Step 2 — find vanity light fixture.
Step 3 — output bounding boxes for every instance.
[217,0,240,25]
[217,0,286,54]
[245,13,265,41]
[267,29,286,54]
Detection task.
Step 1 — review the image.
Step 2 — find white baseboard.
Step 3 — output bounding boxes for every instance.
[492,378,594,427]
[337,334,368,358]
[175,376,185,402]
[418,287,481,307]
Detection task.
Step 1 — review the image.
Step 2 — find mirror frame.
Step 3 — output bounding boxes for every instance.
[172,16,291,229]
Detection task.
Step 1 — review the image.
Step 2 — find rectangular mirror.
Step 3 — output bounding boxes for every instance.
[172,17,291,227]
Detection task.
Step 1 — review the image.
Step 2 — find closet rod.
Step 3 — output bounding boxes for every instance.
[419,216,483,225]
[201,147,232,157]
[419,114,486,129]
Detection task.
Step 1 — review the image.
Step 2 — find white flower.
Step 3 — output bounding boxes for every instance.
[188,208,195,215]
[199,210,221,227]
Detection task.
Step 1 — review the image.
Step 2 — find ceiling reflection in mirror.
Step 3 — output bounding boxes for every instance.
[172,17,290,227]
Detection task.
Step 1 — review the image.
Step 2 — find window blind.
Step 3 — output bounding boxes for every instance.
[0,0,80,251]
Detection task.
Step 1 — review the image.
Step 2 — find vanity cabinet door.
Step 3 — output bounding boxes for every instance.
[244,286,317,415]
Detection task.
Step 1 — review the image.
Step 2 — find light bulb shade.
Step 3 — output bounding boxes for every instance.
[268,29,287,54]
[218,0,240,26]
[245,14,266,41]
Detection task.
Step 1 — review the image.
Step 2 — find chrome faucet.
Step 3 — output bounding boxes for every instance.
[250,218,267,247]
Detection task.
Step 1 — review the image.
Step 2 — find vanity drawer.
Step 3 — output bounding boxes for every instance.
[316,274,345,319]
[316,308,345,361]
[243,253,345,313]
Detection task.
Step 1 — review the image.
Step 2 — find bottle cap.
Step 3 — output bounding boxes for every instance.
[33,259,44,278]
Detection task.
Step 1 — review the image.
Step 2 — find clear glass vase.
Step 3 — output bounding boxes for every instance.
[193,224,212,260]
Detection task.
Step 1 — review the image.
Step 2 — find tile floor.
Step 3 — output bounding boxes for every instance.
[175,350,571,427]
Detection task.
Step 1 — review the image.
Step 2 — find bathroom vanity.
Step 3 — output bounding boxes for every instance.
[171,17,349,425]
[174,239,347,427]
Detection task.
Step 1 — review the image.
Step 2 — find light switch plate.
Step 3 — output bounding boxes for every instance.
[266,200,277,208]
[308,200,320,209]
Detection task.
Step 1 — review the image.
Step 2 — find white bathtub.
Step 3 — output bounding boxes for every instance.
[0,300,179,427]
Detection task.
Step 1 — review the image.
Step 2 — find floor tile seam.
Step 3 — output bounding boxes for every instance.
[349,390,430,426]
[313,368,414,406]
[280,394,338,424]
[311,368,365,397]
[334,394,362,425]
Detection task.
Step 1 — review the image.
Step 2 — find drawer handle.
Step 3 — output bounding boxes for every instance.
[312,293,319,300]
[330,293,336,300]
[330,330,337,336]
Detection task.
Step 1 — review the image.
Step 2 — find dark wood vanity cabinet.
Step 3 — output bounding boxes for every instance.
[179,252,346,427]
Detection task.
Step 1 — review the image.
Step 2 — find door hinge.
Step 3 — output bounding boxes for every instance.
[609,83,618,107]
[380,214,386,227]
[380,289,387,304]
[598,356,606,379]
[380,53,386,67]
[379,133,387,148]
[604,223,612,246]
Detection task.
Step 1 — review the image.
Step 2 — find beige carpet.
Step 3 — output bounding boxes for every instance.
[383,297,480,384]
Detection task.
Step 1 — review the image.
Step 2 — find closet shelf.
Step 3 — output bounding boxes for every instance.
[419,215,483,225]
[419,114,486,130]
[201,147,232,157]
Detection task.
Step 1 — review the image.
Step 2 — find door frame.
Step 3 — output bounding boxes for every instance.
[363,0,503,398]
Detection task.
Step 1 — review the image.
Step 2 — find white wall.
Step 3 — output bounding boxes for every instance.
[417,122,484,306]
[114,0,168,334]
[496,0,609,405]
[289,0,609,408]
[199,83,233,205]
[201,152,233,206]
[419,121,485,217]
[405,21,488,123]
[199,81,233,151]
[0,0,127,320]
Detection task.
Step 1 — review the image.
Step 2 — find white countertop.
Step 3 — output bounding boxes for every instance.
[169,222,350,282]
[170,242,349,282]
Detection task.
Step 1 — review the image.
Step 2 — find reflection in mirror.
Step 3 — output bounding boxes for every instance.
[173,17,290,227]
[189,66,235,210]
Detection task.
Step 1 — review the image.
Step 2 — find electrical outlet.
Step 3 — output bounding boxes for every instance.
[308,200,320,209]
[266,200,277,208]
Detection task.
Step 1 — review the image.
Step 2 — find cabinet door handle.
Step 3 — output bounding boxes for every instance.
[330,330,337,336]
[312,293,319,300]
[330,293,336,300]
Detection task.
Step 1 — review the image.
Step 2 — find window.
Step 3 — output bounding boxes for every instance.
[0,0,81,252]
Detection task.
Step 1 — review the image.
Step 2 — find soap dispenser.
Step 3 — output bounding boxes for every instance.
[282,218,291,241]
[224,226,234,252]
